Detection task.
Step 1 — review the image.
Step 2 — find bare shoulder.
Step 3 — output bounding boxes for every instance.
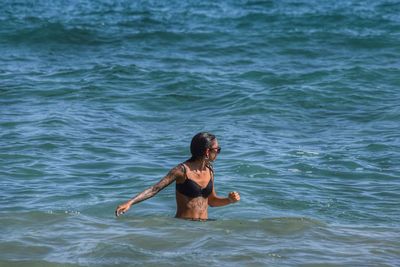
[153,163,185,190]
[168,163,185,182]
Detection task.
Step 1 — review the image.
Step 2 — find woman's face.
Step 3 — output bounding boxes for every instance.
[207,139,221,161]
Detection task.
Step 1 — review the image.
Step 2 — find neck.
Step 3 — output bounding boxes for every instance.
[189,158,209,171]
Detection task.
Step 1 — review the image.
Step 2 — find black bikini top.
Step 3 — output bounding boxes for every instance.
[176,164,213,198]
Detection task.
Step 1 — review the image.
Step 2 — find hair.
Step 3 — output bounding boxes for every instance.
[188,132,216,162]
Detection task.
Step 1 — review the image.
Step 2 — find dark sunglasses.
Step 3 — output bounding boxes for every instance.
[210,146,221,154]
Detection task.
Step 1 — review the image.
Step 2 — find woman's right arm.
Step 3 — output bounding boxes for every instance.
[115,165,181,217]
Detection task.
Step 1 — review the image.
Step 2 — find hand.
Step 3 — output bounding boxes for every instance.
[115,201,131,217]
[228,191,240,203]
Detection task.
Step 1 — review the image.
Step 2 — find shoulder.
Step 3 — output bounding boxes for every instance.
[168,163,186,179]
[206,163,215,180]
[206,163,214,173]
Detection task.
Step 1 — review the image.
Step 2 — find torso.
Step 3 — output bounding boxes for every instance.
[175,162,214,220]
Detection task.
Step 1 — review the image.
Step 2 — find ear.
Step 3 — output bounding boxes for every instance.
[205,148,210,159]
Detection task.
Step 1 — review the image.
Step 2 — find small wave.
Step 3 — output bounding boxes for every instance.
[210,217,325,236]
[2,21,111,46]
[125,30,221,44]
[0,260,81,267]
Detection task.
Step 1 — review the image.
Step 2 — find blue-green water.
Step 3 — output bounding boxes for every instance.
[1,1,400,266]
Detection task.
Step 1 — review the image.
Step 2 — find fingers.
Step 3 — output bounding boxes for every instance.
[229,191,240,203]
[233,191,240,201]
[115,209,125,217]
[115,207,121,217]
[115,205,127,217]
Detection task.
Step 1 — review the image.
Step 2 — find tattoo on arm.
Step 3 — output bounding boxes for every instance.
[129,166,179,205]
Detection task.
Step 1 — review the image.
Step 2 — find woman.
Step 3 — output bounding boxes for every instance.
[115,132,240,220]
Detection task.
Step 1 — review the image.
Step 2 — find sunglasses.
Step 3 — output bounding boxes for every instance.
[210,146,221,154]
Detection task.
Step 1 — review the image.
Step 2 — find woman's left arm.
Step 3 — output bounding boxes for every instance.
[208,180,240,207]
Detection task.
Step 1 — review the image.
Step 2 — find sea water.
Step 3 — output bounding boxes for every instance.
[1,1,399,266]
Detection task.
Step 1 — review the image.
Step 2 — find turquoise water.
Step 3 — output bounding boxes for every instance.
[1,0,400,266]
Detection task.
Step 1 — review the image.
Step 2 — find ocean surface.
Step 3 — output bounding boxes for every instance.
[1,0,400,266]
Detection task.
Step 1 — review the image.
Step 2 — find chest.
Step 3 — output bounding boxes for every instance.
[186,170,211,188]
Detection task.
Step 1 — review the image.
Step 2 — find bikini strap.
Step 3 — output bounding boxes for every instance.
[206,163,214,180]
[180,163,188,179]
